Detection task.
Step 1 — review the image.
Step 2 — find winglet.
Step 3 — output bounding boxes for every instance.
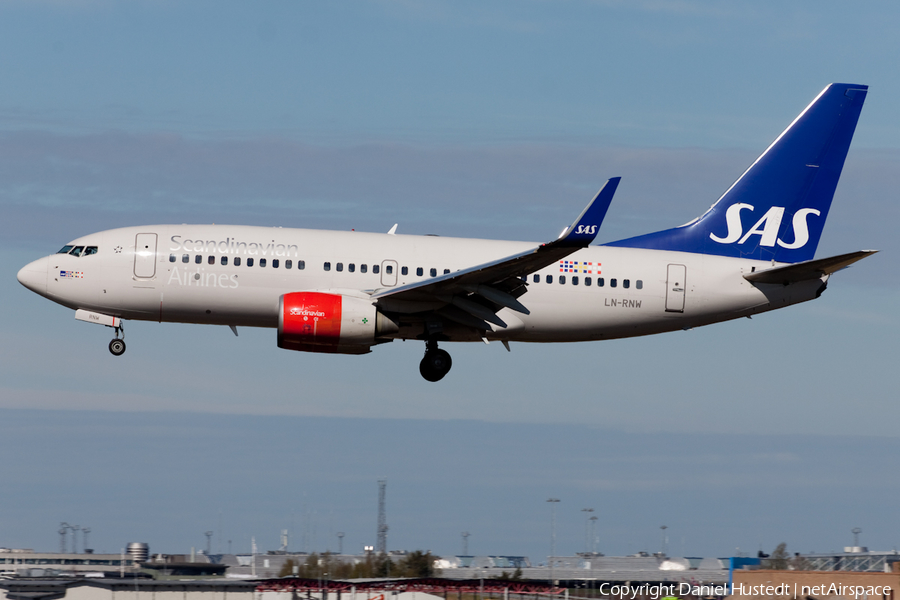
[555,177,620,247]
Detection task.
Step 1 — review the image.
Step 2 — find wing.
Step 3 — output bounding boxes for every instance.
[370,178,620,330]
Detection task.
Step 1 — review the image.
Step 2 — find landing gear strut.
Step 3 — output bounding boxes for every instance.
[419,339,452,382]
[109,324,126,356]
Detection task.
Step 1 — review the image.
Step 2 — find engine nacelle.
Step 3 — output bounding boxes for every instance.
[277,292,398,355]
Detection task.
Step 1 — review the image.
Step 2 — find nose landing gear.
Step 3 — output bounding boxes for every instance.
[419,339,452,382]
[108,324,126,356]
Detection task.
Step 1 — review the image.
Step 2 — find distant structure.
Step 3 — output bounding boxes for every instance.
[126,542,149,563]
[0,549,140,577]
[58,523,88,554]
[376,479,388,554]
[461,532,470,556]
[849,527,864,552]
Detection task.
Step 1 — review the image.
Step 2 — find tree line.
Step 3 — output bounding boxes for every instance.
[278,551,439,579]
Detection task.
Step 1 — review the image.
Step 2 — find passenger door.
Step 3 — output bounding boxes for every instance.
[665,264,686,312]
[133,233,158,279]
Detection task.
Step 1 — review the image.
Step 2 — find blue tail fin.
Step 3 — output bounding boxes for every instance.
[606,83,868,263]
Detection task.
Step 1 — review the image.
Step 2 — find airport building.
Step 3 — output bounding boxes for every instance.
[0,548,138,577]
[800,549,900,573]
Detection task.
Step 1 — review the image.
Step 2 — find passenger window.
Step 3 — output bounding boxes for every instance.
[57,245,74,254]
[560,276,566,285]
[272,259,279,268]
[182,254,189,263]
[169,254,176,263]
[207,255,215,265]
[623,279,630,289]
[572,276,579,286]
[401,266,408,275]
[324,262,331,271]
[70,246,84,257]
[636,280,643,289]
[585,277,592,286]
[385,265,392,274]
[195,255,202,264]
[298,260,305,270]
[444,269,450,275]
[247,258,254,267]
[610,278,617,288]
[546,275,553,284]
[430,268,437,277]
[373,265,380,274]
[234,257,242,266]
[83,246,98,256]
[285,260,292,269]
[416,267,423,276]
[336,262,343,272]
[533,274,540,283]
[221,256,228,266]
[348,263,355,273]
[360,264,367,273]
[259,258,267,267]
[598,277,604,287]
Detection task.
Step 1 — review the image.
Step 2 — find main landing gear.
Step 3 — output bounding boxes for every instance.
[419,339,452,382]
[109,324,126,356]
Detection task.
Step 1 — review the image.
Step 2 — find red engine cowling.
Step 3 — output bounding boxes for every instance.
[277,292,397,355]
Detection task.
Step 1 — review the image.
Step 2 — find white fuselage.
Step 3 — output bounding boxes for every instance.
[20,224,826,345]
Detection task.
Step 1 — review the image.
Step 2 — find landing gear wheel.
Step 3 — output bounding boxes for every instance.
[109,338,126,356]
[419,348,452,382]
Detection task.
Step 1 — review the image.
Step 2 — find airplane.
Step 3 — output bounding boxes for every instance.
[17,83,874,382]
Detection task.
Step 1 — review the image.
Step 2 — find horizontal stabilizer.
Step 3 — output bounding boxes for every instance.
[743,250,877,285]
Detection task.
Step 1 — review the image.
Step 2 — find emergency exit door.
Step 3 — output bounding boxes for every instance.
[665,264,686,313]
[381,259,398,286]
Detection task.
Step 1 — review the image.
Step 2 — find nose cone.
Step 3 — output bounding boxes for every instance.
[17,256,49,296]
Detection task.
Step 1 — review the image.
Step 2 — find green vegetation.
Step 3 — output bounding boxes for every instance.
[769,542,790,570]
[280,551,440,579]
[493,567,523,581]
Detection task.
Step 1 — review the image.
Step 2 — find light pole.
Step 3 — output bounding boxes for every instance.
[581,509,594,553]
[547,498,560,584]
[337,532,344,555]
[462,532,470,556]
[589,516,598,554]
[660,525,668,557]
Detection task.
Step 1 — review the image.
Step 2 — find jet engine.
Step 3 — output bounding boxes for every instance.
[277,292,398,355]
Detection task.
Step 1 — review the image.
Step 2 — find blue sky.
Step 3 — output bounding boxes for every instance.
[2,0,899,561]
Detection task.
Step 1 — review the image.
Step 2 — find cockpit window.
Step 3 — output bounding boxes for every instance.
[83,246,98,256]
[69,246,85,257]
[57,245,74,254]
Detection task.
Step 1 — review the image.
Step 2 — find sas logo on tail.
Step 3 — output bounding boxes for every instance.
[709,204,821,249]
[574,225,598,235]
